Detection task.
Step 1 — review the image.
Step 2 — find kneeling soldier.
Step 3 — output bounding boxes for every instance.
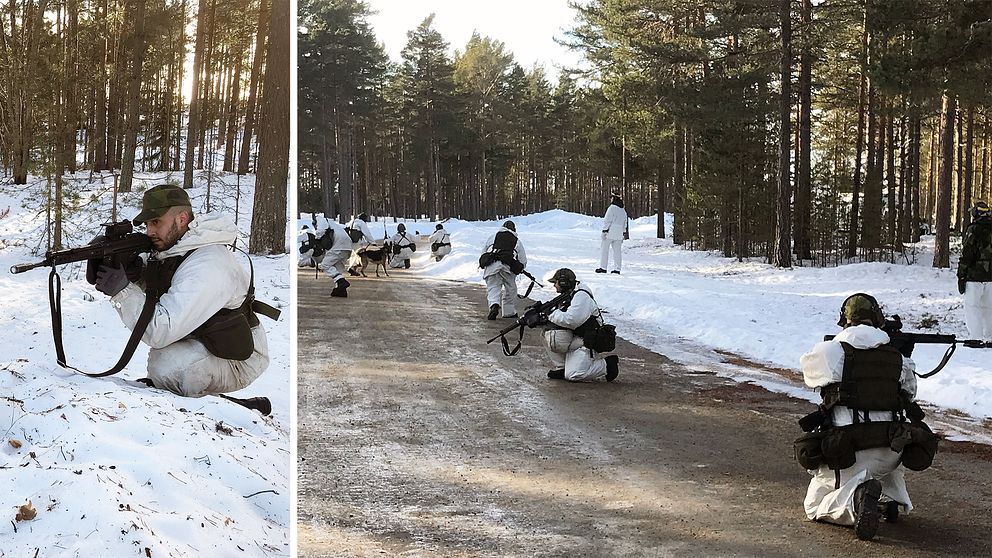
[94,184,272,400]
[542,268,619,382]
[799,293,934,541]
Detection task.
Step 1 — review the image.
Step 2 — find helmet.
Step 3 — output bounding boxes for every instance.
[397,223,406,232]
[549,268,577,292]
[837,293,885,328]
[972,201,990,222]
[436,223,444,231]
[358,213,369,222]
[503,220,516,232]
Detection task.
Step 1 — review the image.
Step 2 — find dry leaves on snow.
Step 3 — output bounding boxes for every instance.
[8,439,22,449]
[15,500,37,521]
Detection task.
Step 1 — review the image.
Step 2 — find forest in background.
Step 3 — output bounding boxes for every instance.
[0,0,289,254]
[299,0,990,268]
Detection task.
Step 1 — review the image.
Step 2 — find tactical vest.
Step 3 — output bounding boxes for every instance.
[144,249,258,361]
[820,343,904,413]
[559,288,600,336]
[482,230,523,273]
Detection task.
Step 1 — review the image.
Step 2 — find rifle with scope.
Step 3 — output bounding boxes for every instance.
[823,315,989,378]
[10,220,152,279]
[487,291,571,356]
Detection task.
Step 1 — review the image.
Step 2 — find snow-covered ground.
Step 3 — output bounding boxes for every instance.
[309,210,992,443]
[2,172,290,557]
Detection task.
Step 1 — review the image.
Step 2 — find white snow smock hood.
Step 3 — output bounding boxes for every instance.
[111,212,252,350]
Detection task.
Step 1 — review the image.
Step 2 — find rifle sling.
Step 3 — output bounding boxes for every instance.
[500,323,526,356]
[520,277,536,298]
[915,342,957,379]
[49,266,156,378]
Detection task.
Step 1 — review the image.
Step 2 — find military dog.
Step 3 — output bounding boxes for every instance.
[358,241,391,277]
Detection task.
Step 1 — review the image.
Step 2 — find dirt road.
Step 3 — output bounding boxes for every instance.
[297,267,992,558]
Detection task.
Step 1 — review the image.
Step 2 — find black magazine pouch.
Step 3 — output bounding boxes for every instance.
[192,308,255,361]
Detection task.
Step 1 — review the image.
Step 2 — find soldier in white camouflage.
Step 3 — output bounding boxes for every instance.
[957,201,992,343]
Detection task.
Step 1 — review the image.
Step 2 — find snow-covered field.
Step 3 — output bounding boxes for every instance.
[2,172,291,557]
[317,210,992,442]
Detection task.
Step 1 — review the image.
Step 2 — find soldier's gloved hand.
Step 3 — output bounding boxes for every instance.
[121,253,145,283]
[95,264,130,296]
[523,309,548,328]
[958,279,967,295]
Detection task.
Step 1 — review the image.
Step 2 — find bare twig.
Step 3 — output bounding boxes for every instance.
[242,489,278,499]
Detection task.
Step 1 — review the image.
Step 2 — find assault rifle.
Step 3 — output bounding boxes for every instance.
[824,315,989,378]
[11,220,152,277]
[487,291,570,356]
[10,220,154,378]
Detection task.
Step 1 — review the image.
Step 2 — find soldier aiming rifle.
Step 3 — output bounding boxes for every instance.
[11,184,278,415]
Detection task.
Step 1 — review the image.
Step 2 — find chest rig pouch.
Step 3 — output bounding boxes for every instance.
[146,248,277,361]
[795,342,929,472]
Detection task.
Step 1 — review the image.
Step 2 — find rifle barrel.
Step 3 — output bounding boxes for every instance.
[10,261,48,274]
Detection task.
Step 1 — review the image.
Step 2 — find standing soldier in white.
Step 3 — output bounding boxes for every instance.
[389,223,417,269]
[480,221,526,320]
[596,192,628,275]
[429,223,451,261]
[542,268,619,382]
[957,201,992,345]
[345,213,376,276]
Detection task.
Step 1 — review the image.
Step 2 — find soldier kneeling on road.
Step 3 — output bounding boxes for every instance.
[797,293,937,541]
[389,223,416,269]
[429,223,451,262]
[538,268,619,382]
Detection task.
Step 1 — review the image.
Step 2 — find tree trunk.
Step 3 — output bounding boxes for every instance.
[238,0,268,175]
[223,50,243,172]
[934,92,955,268]
[184,0,208,188]
[963,106,974,228]
[249,0,288,254]
[119,0,147,193]
[773,0,792,268]
[794,0,812,260]
[672,124,685,245]
[847,7,870,257]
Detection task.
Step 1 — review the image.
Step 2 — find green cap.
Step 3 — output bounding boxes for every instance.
[549,268,577,292]
[133,184,192,225]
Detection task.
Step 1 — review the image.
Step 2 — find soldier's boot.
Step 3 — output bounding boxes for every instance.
[487,304,500,320]
[853,479,883,541]
[547,368,565,380]
[331,279,349,298]
[595,268,607,273]
[881,501,899,523]
[605,355,620,382]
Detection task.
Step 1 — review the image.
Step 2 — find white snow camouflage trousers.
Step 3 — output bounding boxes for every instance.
[600,238,623,271]
[485,270,518,317]
[544,329,607,381]
[804,446,912,525]
[147,325,269,397]
[964,282,992,341]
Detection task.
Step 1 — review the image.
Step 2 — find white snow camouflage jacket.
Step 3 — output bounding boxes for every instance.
[111,212,261,351]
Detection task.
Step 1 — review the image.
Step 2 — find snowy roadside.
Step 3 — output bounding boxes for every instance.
[310,210,992,442]
[1,172,290,557]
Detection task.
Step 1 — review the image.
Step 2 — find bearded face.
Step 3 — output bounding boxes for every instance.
[145,207,190,251]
